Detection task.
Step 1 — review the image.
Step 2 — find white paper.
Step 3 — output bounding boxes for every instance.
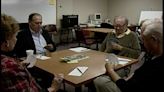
[23,55,36,63]
[36,55,51,60]
[118,57,131,65]
[68,66,88,76]
[22,55,37,68]
[69,47,90,52]
[118,57,131,62]
[105,57,131,65]
[118,61,128,65]
[27,60,36,68]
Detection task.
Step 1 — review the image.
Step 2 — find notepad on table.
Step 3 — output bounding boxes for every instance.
[69,47,90,52]
[118,57,131,65]
[36,55,51,60]
[68,66,88,76]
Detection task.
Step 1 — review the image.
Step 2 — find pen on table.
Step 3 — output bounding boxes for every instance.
[77,67,83,74]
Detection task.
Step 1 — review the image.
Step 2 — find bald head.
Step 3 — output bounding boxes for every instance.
[113,16,129,35]
[142,22,163,55]
[143,23,162,37]
[140,19,153,33]
[114,16,128,25]
[140,18,163,35]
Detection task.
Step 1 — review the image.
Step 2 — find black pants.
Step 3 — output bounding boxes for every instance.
[28,66,54,89]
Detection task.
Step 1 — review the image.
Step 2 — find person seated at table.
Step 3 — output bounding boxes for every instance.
[100,16,141,59]
[0,14,62,92]
[86,16,141,91]
[129,18,163,75]
[94,21,163,92]
[14,13,56,58]
[139,18,162,51]
[12,13,58,91]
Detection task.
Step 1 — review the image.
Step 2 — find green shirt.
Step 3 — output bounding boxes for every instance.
[100,30,141,59]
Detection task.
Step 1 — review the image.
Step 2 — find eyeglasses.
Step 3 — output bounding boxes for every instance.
[114,25,127,29]
[33,22,42,25]
[113,23,126,27]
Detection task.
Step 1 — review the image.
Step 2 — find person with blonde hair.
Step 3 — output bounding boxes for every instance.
[1,14,61,92]
[13,13,58,91]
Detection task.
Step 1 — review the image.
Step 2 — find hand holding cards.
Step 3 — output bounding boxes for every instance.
[22,51,37,68]
[105,53,119,65]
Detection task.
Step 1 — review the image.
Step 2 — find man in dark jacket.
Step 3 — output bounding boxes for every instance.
[14,13,56,91]
[14,13,56,58]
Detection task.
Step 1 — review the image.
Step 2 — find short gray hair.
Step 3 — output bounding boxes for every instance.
[114,16,128,25]
[143,22,163,46]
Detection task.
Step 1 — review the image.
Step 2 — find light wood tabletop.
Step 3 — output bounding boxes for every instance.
[83,28,114,33]
[35,49,137,91]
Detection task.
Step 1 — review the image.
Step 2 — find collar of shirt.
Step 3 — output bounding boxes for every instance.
[152,55,161,60]
[30,27,43,36]
[113,29,131,38]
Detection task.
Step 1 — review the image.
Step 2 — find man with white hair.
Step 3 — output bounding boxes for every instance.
[127,18,163,80]
[93,22,163,92]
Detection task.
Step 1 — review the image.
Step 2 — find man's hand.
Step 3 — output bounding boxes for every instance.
[111,42,123,51]
[105,62,117,74]
[48,73,64,92]
[105,62,121,82]
[45,44,54,50]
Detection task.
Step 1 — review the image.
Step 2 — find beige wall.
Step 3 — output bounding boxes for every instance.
[2,0,162,27]
[107,0,162,25]
[57,0,108,28]
[57,0,162,28]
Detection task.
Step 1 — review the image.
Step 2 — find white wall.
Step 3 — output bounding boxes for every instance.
[2,0,162,27]
[1,0,56,25]
[107,0,162,25]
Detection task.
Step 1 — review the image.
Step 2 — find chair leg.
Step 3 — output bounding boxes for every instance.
[78,42,80,46]
[63,81,66,91]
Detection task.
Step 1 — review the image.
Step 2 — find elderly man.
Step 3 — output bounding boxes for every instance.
[13,13,56,91]
[100,16,141,59]
[94,21,163,92]
[14,13,56,58]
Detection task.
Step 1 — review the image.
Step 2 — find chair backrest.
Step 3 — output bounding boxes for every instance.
[19,23,29,30]
[74,28,86,43]
[101,23,114,29]
[128,24,138,32]
[42,24,57,32]
[75,27,96,45]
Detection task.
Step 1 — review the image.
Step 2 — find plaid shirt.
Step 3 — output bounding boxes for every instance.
[1,55,42,92]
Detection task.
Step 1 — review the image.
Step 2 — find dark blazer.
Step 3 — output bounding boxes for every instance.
[116,55,164,92]
[14,28,56,57]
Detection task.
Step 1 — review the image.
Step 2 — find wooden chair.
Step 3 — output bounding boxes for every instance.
[42,24,57,34]
[42,24,57,42]
[19,23,29,30]
[74,27,98,50]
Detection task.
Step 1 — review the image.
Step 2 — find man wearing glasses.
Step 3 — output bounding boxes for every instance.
[14,13,56,57]
[14,13,56,91]
[100,16,141,59]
